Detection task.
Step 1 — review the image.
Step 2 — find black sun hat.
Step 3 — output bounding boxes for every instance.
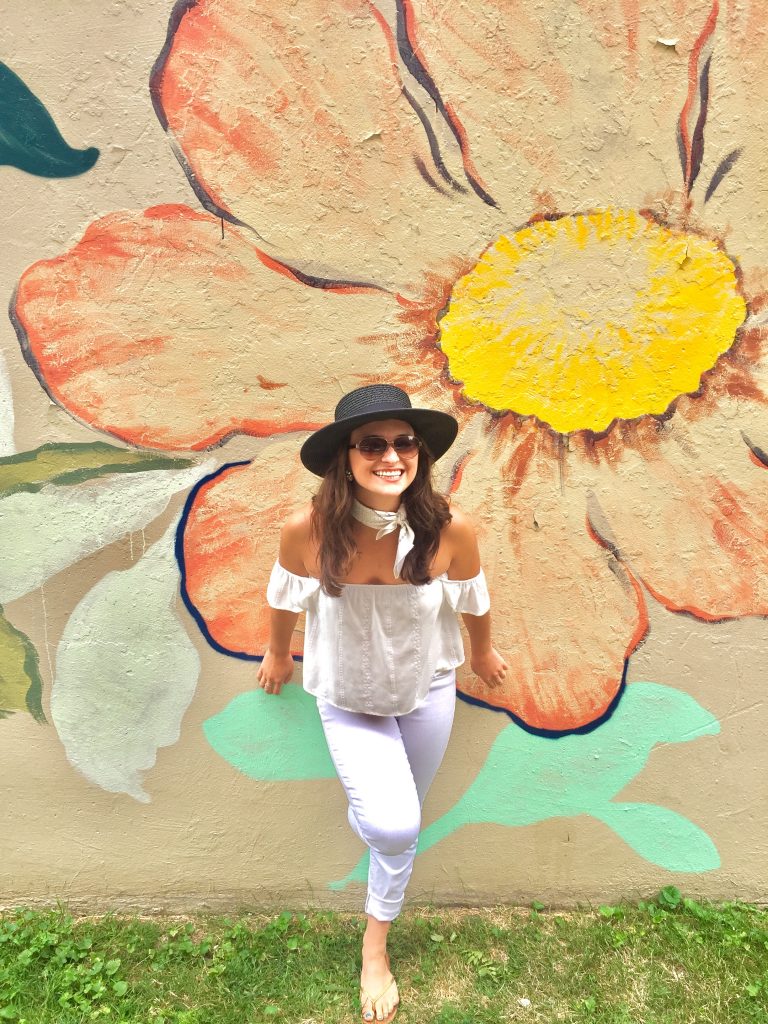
[300,384,459,477]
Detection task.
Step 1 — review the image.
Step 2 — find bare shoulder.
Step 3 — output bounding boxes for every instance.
[281,504,313,541]
[443,502,481,579]
[278,504,314,574]
[443,503,478,543]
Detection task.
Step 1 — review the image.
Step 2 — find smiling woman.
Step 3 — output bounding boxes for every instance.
[254,383,506,1022]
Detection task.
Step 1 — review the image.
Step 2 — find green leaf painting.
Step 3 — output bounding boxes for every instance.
[0,442,193,499]
[0,605,44,722]
[204,685,336,782]
[0,447,204,605]
[330,683,721,889]
[0,62,98,178]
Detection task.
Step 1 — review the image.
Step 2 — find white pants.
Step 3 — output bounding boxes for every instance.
[318,670,456,922]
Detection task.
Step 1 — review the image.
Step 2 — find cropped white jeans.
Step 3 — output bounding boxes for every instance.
[317,669,456,922]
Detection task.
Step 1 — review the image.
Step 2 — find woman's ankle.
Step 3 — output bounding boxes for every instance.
[362,915,391,960]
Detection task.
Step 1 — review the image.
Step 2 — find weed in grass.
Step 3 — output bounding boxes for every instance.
[0,909,134,1021]
[464,948,502,980]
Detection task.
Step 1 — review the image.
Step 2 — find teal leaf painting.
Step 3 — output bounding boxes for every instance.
[0,62,99,178]
[204,685,336,782]
[331,683,721,890]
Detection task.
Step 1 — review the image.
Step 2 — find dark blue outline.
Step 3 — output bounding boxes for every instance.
[413,155,450,196]
[456,659,629,739]
[688,56,711,190]
[705,147,742,204]
[175,459,304,665]
[743,431,768,467]
[402,85,467,194]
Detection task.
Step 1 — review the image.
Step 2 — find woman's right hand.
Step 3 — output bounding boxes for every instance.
[256,648,295,695]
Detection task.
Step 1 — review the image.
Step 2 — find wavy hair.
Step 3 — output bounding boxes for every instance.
[310,438,452,596]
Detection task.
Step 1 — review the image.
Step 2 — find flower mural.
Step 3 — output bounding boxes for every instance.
[11,0,768,740]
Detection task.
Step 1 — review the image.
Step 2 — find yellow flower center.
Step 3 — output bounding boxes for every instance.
[439,209,746,434]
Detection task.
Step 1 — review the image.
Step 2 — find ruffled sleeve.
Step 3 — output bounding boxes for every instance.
[441,568,491,615]
[266,561,321,612]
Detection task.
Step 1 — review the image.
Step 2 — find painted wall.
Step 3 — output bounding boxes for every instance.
[1,0,767,910]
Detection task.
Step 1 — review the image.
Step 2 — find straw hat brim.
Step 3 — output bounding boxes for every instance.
[300,408,459,477]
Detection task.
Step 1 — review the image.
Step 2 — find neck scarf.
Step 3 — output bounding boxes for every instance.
[351,498,415,578]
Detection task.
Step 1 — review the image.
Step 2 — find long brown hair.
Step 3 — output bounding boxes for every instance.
[310,437,452,596]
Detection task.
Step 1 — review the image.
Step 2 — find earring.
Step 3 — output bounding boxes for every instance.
[345,469,353,481]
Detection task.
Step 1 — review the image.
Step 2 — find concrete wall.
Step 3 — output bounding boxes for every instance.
[1,0,767,910]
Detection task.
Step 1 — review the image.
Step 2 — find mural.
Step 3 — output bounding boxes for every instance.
[4,0,767,895]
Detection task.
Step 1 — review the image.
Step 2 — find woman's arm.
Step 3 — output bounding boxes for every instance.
[256,508,311,696]
[446,508,508,689]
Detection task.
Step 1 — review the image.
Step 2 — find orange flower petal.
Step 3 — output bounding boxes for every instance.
[180,439,316,657]
[13,206,406,450]
[454,426,648,733]
[401,0,712,215]
[585,399,768,620]
[152,0,495,291]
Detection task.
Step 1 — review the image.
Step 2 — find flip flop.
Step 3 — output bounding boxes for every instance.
[360,974,399,1023]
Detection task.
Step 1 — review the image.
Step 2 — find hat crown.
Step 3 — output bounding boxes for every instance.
[334,384,412,423]
[300,383,457,476]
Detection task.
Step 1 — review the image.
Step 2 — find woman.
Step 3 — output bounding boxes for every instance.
[256,384,507,1023]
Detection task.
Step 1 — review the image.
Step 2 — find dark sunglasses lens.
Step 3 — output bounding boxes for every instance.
[392,436,419,455]
[357,436,388,456]
[356,435,419,457]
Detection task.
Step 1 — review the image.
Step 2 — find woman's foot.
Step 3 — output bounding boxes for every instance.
[361,916,399,1022]
[360,953,399,1022]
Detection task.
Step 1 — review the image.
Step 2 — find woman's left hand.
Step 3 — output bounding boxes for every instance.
[470,647,508,689]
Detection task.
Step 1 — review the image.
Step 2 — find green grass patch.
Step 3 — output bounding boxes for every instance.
[0,889,766,1022]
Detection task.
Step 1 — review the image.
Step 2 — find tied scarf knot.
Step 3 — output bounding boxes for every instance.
[351,499,415,578]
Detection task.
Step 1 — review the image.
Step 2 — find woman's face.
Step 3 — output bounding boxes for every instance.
[347,418,420,510]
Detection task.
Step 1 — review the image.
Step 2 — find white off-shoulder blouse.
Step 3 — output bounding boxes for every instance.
[267,562,490,716]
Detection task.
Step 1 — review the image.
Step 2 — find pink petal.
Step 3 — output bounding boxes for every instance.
[181,440,316,657]
[454,424,648,733]
[152,0,497,291]
[583,395,768,620]
[401,0,715,216]
[13,206,407,450]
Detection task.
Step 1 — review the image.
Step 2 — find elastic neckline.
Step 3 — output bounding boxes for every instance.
[274,562,477,587]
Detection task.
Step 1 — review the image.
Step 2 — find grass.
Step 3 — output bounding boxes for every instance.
[0,888,766,1023]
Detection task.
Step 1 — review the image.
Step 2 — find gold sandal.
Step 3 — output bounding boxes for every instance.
[360,974,399,1023]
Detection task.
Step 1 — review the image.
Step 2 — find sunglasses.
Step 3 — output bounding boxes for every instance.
[348,434,421,459]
